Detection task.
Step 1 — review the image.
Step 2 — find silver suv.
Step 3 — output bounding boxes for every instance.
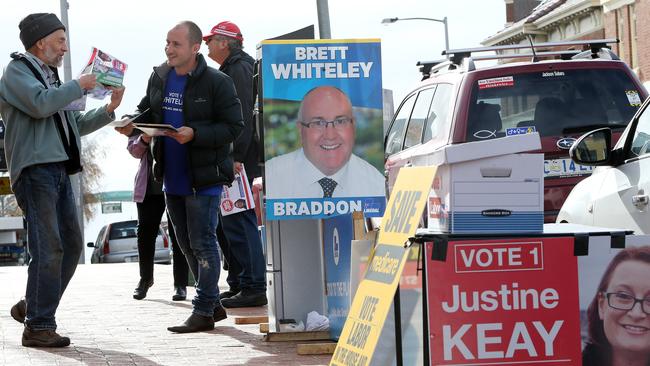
[87,220,171,264]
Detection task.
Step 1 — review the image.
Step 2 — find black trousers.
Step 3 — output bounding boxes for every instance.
[136,194,188,287]
[217,219,243,291]
[168,213,188,287]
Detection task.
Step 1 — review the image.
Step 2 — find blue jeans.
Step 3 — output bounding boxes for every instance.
[221,209,266,293]
[13,163,83,331]
[165,194,221,317]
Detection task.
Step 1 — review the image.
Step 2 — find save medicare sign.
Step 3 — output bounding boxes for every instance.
[426,237,582,365]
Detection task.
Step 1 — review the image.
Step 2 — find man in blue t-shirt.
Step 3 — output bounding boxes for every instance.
[133,20,244,333]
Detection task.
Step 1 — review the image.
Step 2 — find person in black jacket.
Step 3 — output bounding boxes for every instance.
[203,21,267,308]
[133,20,244,333]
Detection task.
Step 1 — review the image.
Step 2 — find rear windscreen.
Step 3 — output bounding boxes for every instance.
[109,221,138,240]
[466,69,644,141]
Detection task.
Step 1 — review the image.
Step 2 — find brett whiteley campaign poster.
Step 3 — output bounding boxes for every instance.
[260,39,386,220]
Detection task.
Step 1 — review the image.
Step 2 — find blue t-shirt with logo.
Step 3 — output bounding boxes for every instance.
[162,69,222,196]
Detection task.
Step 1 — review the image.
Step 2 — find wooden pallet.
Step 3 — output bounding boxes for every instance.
[259,323,269,333]
[234,316,269,325]
[263,330,330,342]
[296,342,337,355]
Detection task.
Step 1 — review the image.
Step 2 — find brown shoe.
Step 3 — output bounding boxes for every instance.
[213,305,227,322]
[167,313,214,333]
[22,328,70,348]
[10,299,26,323]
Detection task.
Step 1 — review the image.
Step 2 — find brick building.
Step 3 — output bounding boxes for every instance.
[483,0,649,86]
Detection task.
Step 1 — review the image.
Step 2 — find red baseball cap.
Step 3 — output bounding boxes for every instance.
[203,21,243,42]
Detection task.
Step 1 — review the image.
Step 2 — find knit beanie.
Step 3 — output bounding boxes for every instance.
[19,13,66,50]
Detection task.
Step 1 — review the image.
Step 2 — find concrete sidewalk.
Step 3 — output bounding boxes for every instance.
[0,263,332,365]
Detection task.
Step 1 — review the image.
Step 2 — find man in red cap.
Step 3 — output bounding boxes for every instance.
[203,21,267,308]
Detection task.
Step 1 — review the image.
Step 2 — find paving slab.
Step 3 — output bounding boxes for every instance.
[0,263,331,365]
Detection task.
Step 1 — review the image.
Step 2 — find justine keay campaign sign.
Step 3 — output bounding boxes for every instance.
[426,237,582,365]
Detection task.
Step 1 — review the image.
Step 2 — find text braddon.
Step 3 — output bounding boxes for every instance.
[273,199,362,217]
[271,46,373,80]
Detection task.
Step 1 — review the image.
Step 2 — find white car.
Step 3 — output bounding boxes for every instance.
[557,96,650,234]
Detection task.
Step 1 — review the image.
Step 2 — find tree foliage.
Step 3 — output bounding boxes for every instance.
[80,136,106,223]
[0,137,106,222]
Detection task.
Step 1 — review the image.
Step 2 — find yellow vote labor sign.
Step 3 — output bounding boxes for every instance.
[331,166,437,366]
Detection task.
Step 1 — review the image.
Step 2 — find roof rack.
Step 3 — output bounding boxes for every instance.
[416,59,455,80]
[469,50,581,61]
[440,38,619,71]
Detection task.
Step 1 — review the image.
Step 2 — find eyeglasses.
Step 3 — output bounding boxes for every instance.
[604,292,650,314]
[300,117,353,130]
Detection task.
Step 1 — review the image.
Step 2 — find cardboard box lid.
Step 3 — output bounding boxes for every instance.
[419,132,541,166]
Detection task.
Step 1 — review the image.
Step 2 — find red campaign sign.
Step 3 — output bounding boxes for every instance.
[427,237,582,365]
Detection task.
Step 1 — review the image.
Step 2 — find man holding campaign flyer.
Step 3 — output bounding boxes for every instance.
[132,20,243,333]
[0,13,124,347]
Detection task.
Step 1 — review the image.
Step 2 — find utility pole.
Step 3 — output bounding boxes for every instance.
[316,0,331,39]
[60,0,72,82]
[60,0,85,264]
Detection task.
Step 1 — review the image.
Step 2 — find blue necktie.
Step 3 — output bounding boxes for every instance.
[318,177,338,198]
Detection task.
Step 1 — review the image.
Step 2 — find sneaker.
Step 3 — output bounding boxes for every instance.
[22,328,70,348]
[10,299,26,324]
[213,305,227,322]
[221,291,268,308]
[219,288,240,300]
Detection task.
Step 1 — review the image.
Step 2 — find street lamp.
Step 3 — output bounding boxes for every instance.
[381,16,450,55]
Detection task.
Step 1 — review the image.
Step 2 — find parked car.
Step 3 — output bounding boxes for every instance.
[384,39,647,223]
[557,96,650,233]
[87,220,171,264]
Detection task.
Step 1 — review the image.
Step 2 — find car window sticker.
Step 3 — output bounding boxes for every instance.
[478,76,514,90]
[541,70,566,77]
[506,126,536,136]
[473,129,497,139]
[626,90,642,106]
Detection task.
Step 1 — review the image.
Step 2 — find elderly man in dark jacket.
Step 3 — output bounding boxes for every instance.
[133,20,243,333]
[203,21,267,308]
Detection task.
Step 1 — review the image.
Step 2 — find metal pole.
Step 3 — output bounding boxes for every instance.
[60,0,85,264]
[442,16,450,53]
[316,0,331,39]
[59,0,71,82]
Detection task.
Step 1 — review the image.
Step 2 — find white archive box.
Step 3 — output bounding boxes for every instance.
[423,133,544,233]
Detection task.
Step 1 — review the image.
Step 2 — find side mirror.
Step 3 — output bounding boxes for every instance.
[569,128,612,166]
[86,242,95,248]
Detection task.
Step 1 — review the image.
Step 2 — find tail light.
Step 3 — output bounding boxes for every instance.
[162,231,169,248]
[102,231,110,255]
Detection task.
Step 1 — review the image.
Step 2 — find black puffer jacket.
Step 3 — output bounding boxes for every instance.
[218,49,259,180]
[136,54,244,189]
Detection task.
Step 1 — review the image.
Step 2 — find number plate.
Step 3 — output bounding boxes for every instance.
[124,256,139,263]
[544,158,593,178]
